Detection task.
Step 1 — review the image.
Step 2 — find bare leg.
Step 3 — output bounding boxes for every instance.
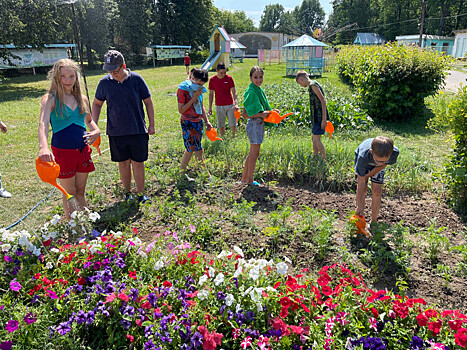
[312,134,326,160]
[118,160,132,193]
[241,144,261,184]
[131,160,145,194]
[181,150,194,171]
[231,125,237,138]
[355,175,368,217]
[60,172,89,219]
[193,149,210,175]
[371,182,383,223]
[219,126,226,137]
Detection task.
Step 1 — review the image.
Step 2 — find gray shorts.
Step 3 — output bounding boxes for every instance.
[216,104,236,128]
[355,168,386,185]
[246,118,264,144]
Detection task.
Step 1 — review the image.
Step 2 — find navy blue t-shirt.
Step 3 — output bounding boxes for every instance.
[354,138,399,177]
[95,70,151,137]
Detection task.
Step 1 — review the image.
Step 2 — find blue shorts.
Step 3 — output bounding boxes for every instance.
[312,108,325,135]
[355,168,386,185]
[181,119,203,152]
[246,118,264,144]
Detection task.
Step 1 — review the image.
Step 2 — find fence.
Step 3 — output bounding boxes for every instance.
[258,49,287,67]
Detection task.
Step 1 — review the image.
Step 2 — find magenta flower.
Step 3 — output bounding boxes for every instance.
[45,290,58,299]
[189,224,196,233]
[4,256,13,262]
[24,313,37,325]
[241,336,252,349]
[0,341,12,350]
[9,278,21,292]
[5,320,19,333]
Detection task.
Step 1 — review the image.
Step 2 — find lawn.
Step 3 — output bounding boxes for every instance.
[1,59,467,349]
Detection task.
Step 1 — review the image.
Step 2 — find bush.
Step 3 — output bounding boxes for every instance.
[190,49,211,65]
[337,44,451,121]
[429,87,467,213]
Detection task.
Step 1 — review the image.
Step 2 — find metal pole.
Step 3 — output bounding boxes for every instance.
[419,0,426,48]
[70,1,91,111]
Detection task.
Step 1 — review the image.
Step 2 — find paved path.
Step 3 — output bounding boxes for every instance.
[444,70,467,92]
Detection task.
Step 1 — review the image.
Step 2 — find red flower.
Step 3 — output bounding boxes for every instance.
[141,301,152,309]
[321,285,333,296]
[77,277,86,285]
[317,274,331,287]
[371,308,379,318]
[118,293,129,302]
[417,313,428,327]
[425,309,439,318]
[280,307,288,318]
[393,300,409,319]
[273,281,281,289]
[428,319,443,335]
[105,293,116,304]
[455,328,467,348]
[126,334,134,343]
[279,297,292,308]
[289,325,303,334]
[34,273,41,280]
[42,238,52,247]
[450,319,464,331]
[163,281,172,288]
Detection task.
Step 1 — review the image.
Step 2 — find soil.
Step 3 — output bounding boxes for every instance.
[133,181,467,311]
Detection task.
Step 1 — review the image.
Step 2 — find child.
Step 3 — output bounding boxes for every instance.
[241,66,280,185]
[0,119,11,198]
[354,136,399,225]
[208,62,238,138]
[38,59,101,219]
[184,53,191,75]
[295,70,328,159]
[177,68,212,176]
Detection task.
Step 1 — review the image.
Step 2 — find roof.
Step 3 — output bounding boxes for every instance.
[282,34,327,48]
[0,44,76,49]
[354,33,386,45]
[395,34,454,41]
[207,26,230,42]
[147,45,191,49]
[230,37,246,49]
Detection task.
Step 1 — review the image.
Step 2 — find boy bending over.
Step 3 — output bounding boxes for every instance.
[355,136,399,224]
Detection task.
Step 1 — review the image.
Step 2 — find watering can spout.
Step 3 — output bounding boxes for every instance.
[206,128,222,142]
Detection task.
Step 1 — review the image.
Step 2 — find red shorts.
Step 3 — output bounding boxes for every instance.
[51,145,95,179]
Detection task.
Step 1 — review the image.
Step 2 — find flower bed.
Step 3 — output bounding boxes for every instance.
[0,212,466,349]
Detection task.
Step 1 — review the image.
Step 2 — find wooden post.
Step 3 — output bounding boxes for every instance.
[419,0,426,48]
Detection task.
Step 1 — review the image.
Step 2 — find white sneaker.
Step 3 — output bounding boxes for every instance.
[0,188,12,198]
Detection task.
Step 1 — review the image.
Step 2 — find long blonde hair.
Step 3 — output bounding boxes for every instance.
[45,59,88,117]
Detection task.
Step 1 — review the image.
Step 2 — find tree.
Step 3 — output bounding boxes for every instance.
[294,0,326,35]
[212,8,256,34]
[259,4,285,32]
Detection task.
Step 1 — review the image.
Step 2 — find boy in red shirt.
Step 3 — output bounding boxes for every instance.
[184,53,191,75]
[208,62,238,138]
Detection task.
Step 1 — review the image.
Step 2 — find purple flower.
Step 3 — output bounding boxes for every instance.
[120,319,131,330]
[24,313,37,325]
[115,258,126,268]
[9,278,21,292]
[83,261,93,269]
[191,331,203,348]
[100,269,113,282]
[236,312,245,326]
[4,256,13,262]
[129,288,139,301]
[15,249,25,256]
[217,291,226,301]
[94,284,104,295]
[189,224,196,233]
[148,293,157,307]
[56,321,71,335]
[0,341,12,350]
[92,229,101,238]
[219,305,226,316]
[246,311,255,321]
[144,339,156,350]
[75,310,86,324]
[29,295,39,304]
[5,320,19,333]
[410,336,425,349]
[86,311,95,325]
[145,324,154,337]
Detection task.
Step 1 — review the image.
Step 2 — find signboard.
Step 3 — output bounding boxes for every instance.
[155,48,186,59]
[0,48,70,69]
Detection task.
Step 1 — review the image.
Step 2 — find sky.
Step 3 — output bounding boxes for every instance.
[213,0,332,26]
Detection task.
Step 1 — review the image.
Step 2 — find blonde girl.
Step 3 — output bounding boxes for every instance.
[38,59,100,219]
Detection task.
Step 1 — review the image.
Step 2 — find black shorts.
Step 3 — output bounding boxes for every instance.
[109,134,149,162]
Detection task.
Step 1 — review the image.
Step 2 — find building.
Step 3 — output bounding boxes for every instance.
[396,34,454,55]
[229,32,297,57]
[453,29,467,58]
[353,33,387,45]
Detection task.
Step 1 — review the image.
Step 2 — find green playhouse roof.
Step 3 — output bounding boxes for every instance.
[282,34,327,48]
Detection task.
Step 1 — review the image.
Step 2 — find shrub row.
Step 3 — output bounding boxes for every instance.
[337,43,451,121]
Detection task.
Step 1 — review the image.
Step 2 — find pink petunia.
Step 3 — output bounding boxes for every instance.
[45,290,58,299]
[24,313,37,325]
[5,320,19,333]
[240,336,252,349]
[0,341,12,350]
[9,279,21,292]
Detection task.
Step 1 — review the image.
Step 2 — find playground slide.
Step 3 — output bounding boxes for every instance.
[201,51,221,71]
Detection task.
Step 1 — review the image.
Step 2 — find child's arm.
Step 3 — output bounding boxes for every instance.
[365,165,387,179]
[208,90,214,115]
[355,174,367,216]
[231,87,238,108]
[38,95,54,162]
[201,105,212,130]
[84,113,101,145]
[143,97,155,135]
[311,84,327,129]
[178,88,203,114]
[0,120,7,133]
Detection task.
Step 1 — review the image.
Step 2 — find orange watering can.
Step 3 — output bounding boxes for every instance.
[263,111,293,124]
[350,214,371,238]
[206,128,222,142]
[91,135,101,156]
[325,121,334,139]
[234,108,241,120]
[35,157,73,200]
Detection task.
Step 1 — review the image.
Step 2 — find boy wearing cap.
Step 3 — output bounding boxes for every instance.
[92,50,155,203]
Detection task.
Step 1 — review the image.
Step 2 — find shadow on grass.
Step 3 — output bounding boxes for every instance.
[95,201,142,231]
[374,107,437,137]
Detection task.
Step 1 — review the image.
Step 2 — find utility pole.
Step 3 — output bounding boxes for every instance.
[419,0,426,48]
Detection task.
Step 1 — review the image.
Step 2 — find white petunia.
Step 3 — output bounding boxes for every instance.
[70,211,78,219]
[208,266,215,277]
[154,258,165,271]
[68,219,77,228]
[283,255,292,263]
[198,289,209,300]
[214,273,224,286]
[198,275,208,285]
[225,293,234,306]
[233,245,244,257]
[89,212,101,222]
[233,267,243,278]
[138,251,148,259]
[50,248,60,254]
[50,215,60,225]
[257,303,263,312]
[249,267,260,281]
[217,250,232,259]
[46,261,54,269]
[276,261,288,275]
[236,303,242,313]
[1,243,11,252]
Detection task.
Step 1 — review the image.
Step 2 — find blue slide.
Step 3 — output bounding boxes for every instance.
[201,51,221,71]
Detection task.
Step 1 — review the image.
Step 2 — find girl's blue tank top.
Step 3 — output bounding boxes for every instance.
[50,97,87,149]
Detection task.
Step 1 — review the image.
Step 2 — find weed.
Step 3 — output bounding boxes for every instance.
[232,198,256,228]
[421,220,450,264]
[436,263,452,289]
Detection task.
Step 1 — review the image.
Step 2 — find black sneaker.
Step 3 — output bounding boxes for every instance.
[124,193,133,202]
[138,195,151,204]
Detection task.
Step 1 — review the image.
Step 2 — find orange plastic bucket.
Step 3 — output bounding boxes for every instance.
[35,157,73,200]
[206,128,222,141]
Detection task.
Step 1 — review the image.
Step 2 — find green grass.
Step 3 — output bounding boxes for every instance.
[0,58,453,230]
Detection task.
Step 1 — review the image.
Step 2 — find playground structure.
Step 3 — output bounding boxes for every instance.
[258,49,287,67]
[201,26,231,71]
[282,34,327,76]
[147,45,191,67]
